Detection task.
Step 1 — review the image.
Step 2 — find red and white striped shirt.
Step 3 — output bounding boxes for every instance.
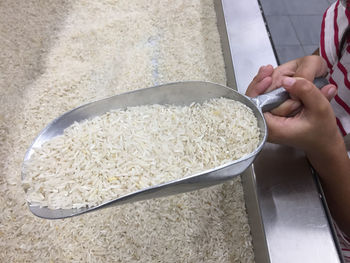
[321,0,350,135]
[320,1,350,261]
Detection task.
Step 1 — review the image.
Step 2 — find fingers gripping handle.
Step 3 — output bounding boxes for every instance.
[251,88,290,112]
[251,77,329,112]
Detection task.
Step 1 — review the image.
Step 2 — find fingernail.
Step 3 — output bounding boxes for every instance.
[283,77,296,87]
[328,87,337,98]
[290,101,301,111]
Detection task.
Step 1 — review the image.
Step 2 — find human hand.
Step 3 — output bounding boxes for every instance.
[264,77,339,156]
[247,64,301,116]
[246,56,330,116]
[246,65,274,97]
[264,55,328,92]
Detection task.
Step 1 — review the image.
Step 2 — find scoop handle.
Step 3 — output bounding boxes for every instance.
[252,77,329,112]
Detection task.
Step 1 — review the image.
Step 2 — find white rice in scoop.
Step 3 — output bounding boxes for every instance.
[23,97,260,209]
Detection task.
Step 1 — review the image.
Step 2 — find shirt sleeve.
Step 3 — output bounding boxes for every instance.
[320,0,348,72]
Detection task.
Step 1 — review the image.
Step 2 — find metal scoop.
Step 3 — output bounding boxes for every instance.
[22,78,328,219]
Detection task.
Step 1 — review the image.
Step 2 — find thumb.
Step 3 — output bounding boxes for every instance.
[282,77,329,113]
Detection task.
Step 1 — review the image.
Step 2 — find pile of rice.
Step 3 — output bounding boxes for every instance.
[0,0,256,262]
[23,98,260,209]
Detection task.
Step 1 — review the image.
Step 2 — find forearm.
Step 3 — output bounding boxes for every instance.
[306,135,350,237]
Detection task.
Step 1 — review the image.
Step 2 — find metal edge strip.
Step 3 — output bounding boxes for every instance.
[214,1,270,262]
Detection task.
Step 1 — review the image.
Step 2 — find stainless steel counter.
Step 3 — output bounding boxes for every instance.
[215,0,343,262]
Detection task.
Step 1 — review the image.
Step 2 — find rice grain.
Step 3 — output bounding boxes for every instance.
[23,98,260,209]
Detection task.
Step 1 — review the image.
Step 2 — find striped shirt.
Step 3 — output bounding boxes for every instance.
[321,0,350,135]
[320,1,350,261]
